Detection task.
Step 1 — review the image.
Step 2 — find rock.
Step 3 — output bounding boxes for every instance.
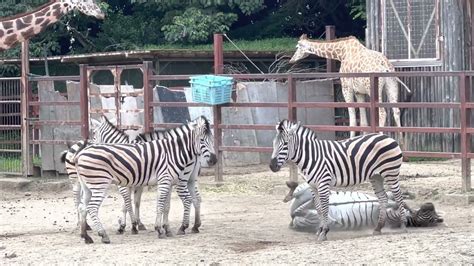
[5,252,17,259]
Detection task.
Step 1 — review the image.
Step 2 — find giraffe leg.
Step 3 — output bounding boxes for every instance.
[355,93,368,134]
[342,83,356,138]
[385,78,406,152]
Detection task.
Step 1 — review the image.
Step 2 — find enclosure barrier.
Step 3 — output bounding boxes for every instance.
[20,65,473,192]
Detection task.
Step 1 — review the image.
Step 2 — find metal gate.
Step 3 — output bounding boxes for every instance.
[0,77,22,175]
[85,64,149,133]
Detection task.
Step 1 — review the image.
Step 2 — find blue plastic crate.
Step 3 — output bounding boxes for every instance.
[190,75,233,105]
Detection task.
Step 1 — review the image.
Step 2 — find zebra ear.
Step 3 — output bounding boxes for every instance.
[287,121,301,135]
[91,118,101,128]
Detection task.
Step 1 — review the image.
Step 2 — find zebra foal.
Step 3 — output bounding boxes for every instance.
[269,119,408,241]
[74,116,216,244]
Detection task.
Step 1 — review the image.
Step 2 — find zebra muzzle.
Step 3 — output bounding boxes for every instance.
[269,158,281,172]
[207,153,217,166]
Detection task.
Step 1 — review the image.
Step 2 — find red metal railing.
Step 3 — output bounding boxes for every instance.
[23,66,473,192]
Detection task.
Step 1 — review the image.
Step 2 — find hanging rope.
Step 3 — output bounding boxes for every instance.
[223,34,265,74]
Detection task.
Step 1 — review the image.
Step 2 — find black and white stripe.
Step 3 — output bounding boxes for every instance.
[93,116,204,235]
[75,116,216,244]
[270,119,408,241]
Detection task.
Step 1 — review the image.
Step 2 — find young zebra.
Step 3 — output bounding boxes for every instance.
[92,116,203,235]
[269,119,408,241]
[74,116,216,244]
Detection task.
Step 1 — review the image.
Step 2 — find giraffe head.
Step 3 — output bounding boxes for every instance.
[289,34,311,63]
[62,0,105,20]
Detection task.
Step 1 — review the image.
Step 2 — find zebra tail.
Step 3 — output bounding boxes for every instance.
[59,140,74,163]
[72,139,89,165]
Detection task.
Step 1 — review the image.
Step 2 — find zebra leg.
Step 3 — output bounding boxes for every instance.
[133,186,147,231]
[117,186,138,235]
[370,175,388,234]
[315,184,330,241]
[155,182,171,239]
[162,187,173,237]
[78,182,93,244]
[87,186,111,244]
[385,178,408,232]
[176,181,193,235]
[190,182,202,233]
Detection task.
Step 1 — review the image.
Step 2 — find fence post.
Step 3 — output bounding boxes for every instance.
[20,40,32,176]
[213,33,224,183]
[79,64,89,139]
[143,61,153,132]
[325,25,336,72]
[369,75,379,133]
[288,74,298,182]
[460,74,472,192]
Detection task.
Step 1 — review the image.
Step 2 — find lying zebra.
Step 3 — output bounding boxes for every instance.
[61,116,203,235]
[74,116,216,244]
[285,181,444,232]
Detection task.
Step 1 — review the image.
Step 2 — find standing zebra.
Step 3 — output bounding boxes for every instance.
[92,116,203,235]
[75,116,216,244]
[269,119,408,241]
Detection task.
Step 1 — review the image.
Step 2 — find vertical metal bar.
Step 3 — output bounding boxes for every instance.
[370,75,380,133]
[213,33,224,183]
[79,64,89,139]
[460,74,472,192]
[325,25,336,72]
[288,74,298,182]
[21,40,32,176]
[143,61,152,132]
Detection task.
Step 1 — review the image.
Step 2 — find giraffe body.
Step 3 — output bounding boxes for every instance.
[289,35,411,144]
[0,0,104,52]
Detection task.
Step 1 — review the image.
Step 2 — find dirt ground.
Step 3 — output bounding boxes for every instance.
[1,159,473,264]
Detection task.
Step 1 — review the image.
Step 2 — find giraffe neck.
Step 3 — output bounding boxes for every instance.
[302,37,364,62]
[0,1,68,51]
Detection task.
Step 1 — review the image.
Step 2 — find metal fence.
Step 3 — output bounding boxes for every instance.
[22,64,473,192]
[0,77,21,175]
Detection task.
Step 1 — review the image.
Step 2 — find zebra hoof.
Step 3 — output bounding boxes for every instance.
[191,227,200,233]
[373,230,382,235]
[138,223,147,231]
[158,232,167,239]
[176,229,185,235]
[81,234,94,244]
[116,226,125,235]
[166,230,174,237]
[86,223,92,231]
[131,227,138,235]
[101,236,111,244]
[317,234,327,241]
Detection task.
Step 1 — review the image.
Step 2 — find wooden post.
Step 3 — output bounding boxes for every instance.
[325,26,336,72]
[460,74,472,192]
[288,74,298,182]
[369,75,379,133]
[79,65,89,139]
[21,40,33,176]
[213,33,224,183]
[143,61,153,132]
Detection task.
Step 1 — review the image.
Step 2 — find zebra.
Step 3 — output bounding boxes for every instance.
[74,116,216,244]
[285,181,443,232]
[61,116,204,235]
[269,119,408,241]
[91,116,203,235]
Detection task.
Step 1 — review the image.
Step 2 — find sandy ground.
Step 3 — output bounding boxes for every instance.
[1,160,473,264]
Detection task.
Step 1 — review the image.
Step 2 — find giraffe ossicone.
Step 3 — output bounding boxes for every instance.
[0,0,104,52]
[289,34,411,148]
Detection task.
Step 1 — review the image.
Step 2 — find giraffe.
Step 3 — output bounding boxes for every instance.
[289,34,411,146]
[0,0,104,52]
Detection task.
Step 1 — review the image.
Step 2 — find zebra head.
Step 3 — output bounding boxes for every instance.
[413,202,444,226]
[269,119,301,172]
[91,115,130,143]
[190,116,217,166]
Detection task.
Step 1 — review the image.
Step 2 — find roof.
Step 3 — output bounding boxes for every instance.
[0,49,294,65]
